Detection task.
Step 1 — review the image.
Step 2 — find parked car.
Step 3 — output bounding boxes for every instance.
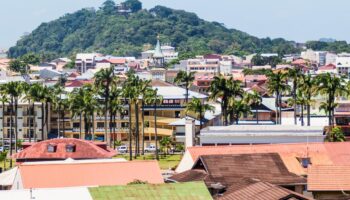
[117,145,128,153]
[145,145,158,153]
[0,146,3,152]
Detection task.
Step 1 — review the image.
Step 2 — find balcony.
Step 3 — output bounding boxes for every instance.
[4,123,15,127]
[23,123,37,127]
[23,111,37,116]
[142,104,185,110]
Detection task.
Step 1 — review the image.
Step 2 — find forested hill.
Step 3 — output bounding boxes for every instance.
[8,0,300,58]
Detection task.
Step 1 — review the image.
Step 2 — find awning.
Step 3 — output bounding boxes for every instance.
[0,167,18,186]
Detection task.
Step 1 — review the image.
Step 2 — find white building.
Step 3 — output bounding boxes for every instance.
[187,58,220,74]
[326,52,337,65]
[198,125,325,146]
[75,53,100,73]
[336,54,350,78]
[301,49,326,66]
[219,61,232,75]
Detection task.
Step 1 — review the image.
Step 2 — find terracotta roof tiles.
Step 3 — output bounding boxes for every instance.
[308,165,350,191]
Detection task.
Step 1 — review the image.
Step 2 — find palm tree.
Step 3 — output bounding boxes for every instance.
[174,71,195,103]
[227,99,251,125]
[94,66,117,145]
[287,68,301,125]
[52,85,64,138]
[4,82,23,152]
[29,83,45,141]
[83,84,99,141]
[122,78,138,161]
[109,85,123,149]
[145,89,163,161]
[210,76,243,126]
[185,97,214,132]
[69,87,85,139]
[288,90,308,126]
[0,85,9,148]
[266,71,290,125]
[316,73,347,126]
[245,91,262,124]
[299,74,316,126]
[138,80,151,155]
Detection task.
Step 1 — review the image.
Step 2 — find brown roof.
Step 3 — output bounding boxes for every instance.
[151,79,174,86]
[169,169,213,183]
[308,165,350,191]
[218,179,312,200]
[172,153,306,188]
[13,138,117,161]
[184,142,350,176]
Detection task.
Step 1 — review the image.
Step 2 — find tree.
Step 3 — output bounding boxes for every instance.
[287,68,301,125]
[326,127,346,142]
[174,71,195,104]
[69,87,85,139]
[160,136,172,155]
[124,0,142,12]
[144,89,163,161]
[244,91,262,124]
[185,97,214,131]
[109,86,123,149]
[0,150,8,171]
[210,76,243,126]
[94,67,118,145]
[101,0,116,14]
[8,59,26,74]
[316,73,347,126]
[299,74,316,126]
[0,86,9,148]
[138,80,151,155]
[227,99,251,125]
[266,71,290,124]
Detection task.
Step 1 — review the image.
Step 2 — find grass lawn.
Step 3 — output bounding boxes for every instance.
[114,154,182,170]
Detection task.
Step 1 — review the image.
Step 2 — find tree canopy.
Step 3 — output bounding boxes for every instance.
[8,2,299,58]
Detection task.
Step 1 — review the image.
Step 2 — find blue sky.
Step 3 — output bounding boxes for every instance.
[1,0,349,49]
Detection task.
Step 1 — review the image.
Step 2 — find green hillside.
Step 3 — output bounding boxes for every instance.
[8,0,299,58]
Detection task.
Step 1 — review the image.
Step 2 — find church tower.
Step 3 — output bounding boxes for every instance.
[152,35,165,67]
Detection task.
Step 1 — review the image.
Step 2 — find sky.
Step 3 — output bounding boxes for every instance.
[1,0,349,49]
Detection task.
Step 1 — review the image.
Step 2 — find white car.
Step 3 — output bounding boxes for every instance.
[145,145,158,153]
[117,145,128,153]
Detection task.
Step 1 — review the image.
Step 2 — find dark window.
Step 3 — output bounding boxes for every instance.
[73,123,80,128]
[297,157,311,168]
[175,111,181,118]
[97,122,104,129]
[66,144,76,153]
[144,111,150,116]
[47,144,57,153]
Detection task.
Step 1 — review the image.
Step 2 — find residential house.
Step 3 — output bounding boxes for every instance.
[0,159,163,190]
[187,58,220,74]
[13,138,117,162]
[75,53,101,74]
[336,54,350,78]
[175,142,350,174]
[170,153,307,197]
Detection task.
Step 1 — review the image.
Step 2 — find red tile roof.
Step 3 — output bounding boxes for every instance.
[109,58,126,64]
[318,64,336,71]
[308,165,350,191]
[244,75,267,82]
[13,138,116,161]
[65,80,93,87]
[19,160,163,189]
[183,142,350,176]
[292,59,307,65]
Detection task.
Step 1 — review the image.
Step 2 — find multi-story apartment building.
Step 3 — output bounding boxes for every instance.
[0,81,215,148]
[0,102,44,145]
[75,53,100,74]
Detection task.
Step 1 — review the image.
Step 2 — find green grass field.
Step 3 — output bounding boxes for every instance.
[114,154,182,170]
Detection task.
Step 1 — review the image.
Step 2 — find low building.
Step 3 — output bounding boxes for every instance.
[170,153,306,197]
[1,159,163,190]
[175,142,350,174]
[336,54,350,79]
[199,125,325,146]
[187,58,220,74]
[13,138,117,162]
[308,165,350,200]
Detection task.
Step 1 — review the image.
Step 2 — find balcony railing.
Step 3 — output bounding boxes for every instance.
[23,111,37,116]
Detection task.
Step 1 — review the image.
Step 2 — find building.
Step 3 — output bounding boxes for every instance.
[191,73,215,94]
[13,138,117,162]
[316,63,337,74]
[141,45,178,63]
[308,165,350,200]
[301,49,326,66]
[175,142,350,174]
[75,53,100,74]
[336,54,350,78]
[170,153,307,196]
[198,125,325,146]
[0,159,163,190]
[187,58,220,74]
[325,52,337,65]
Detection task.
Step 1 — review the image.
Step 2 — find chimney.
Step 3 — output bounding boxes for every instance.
[185,119,195,148]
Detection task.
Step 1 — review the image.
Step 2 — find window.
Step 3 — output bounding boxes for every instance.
[175,111,181,118]
[144,111,150,116]
[66,144,76,153]
[73,123,80,128]
[297,157,311,168]
[97,122,104,129]
[47,144,57,153]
